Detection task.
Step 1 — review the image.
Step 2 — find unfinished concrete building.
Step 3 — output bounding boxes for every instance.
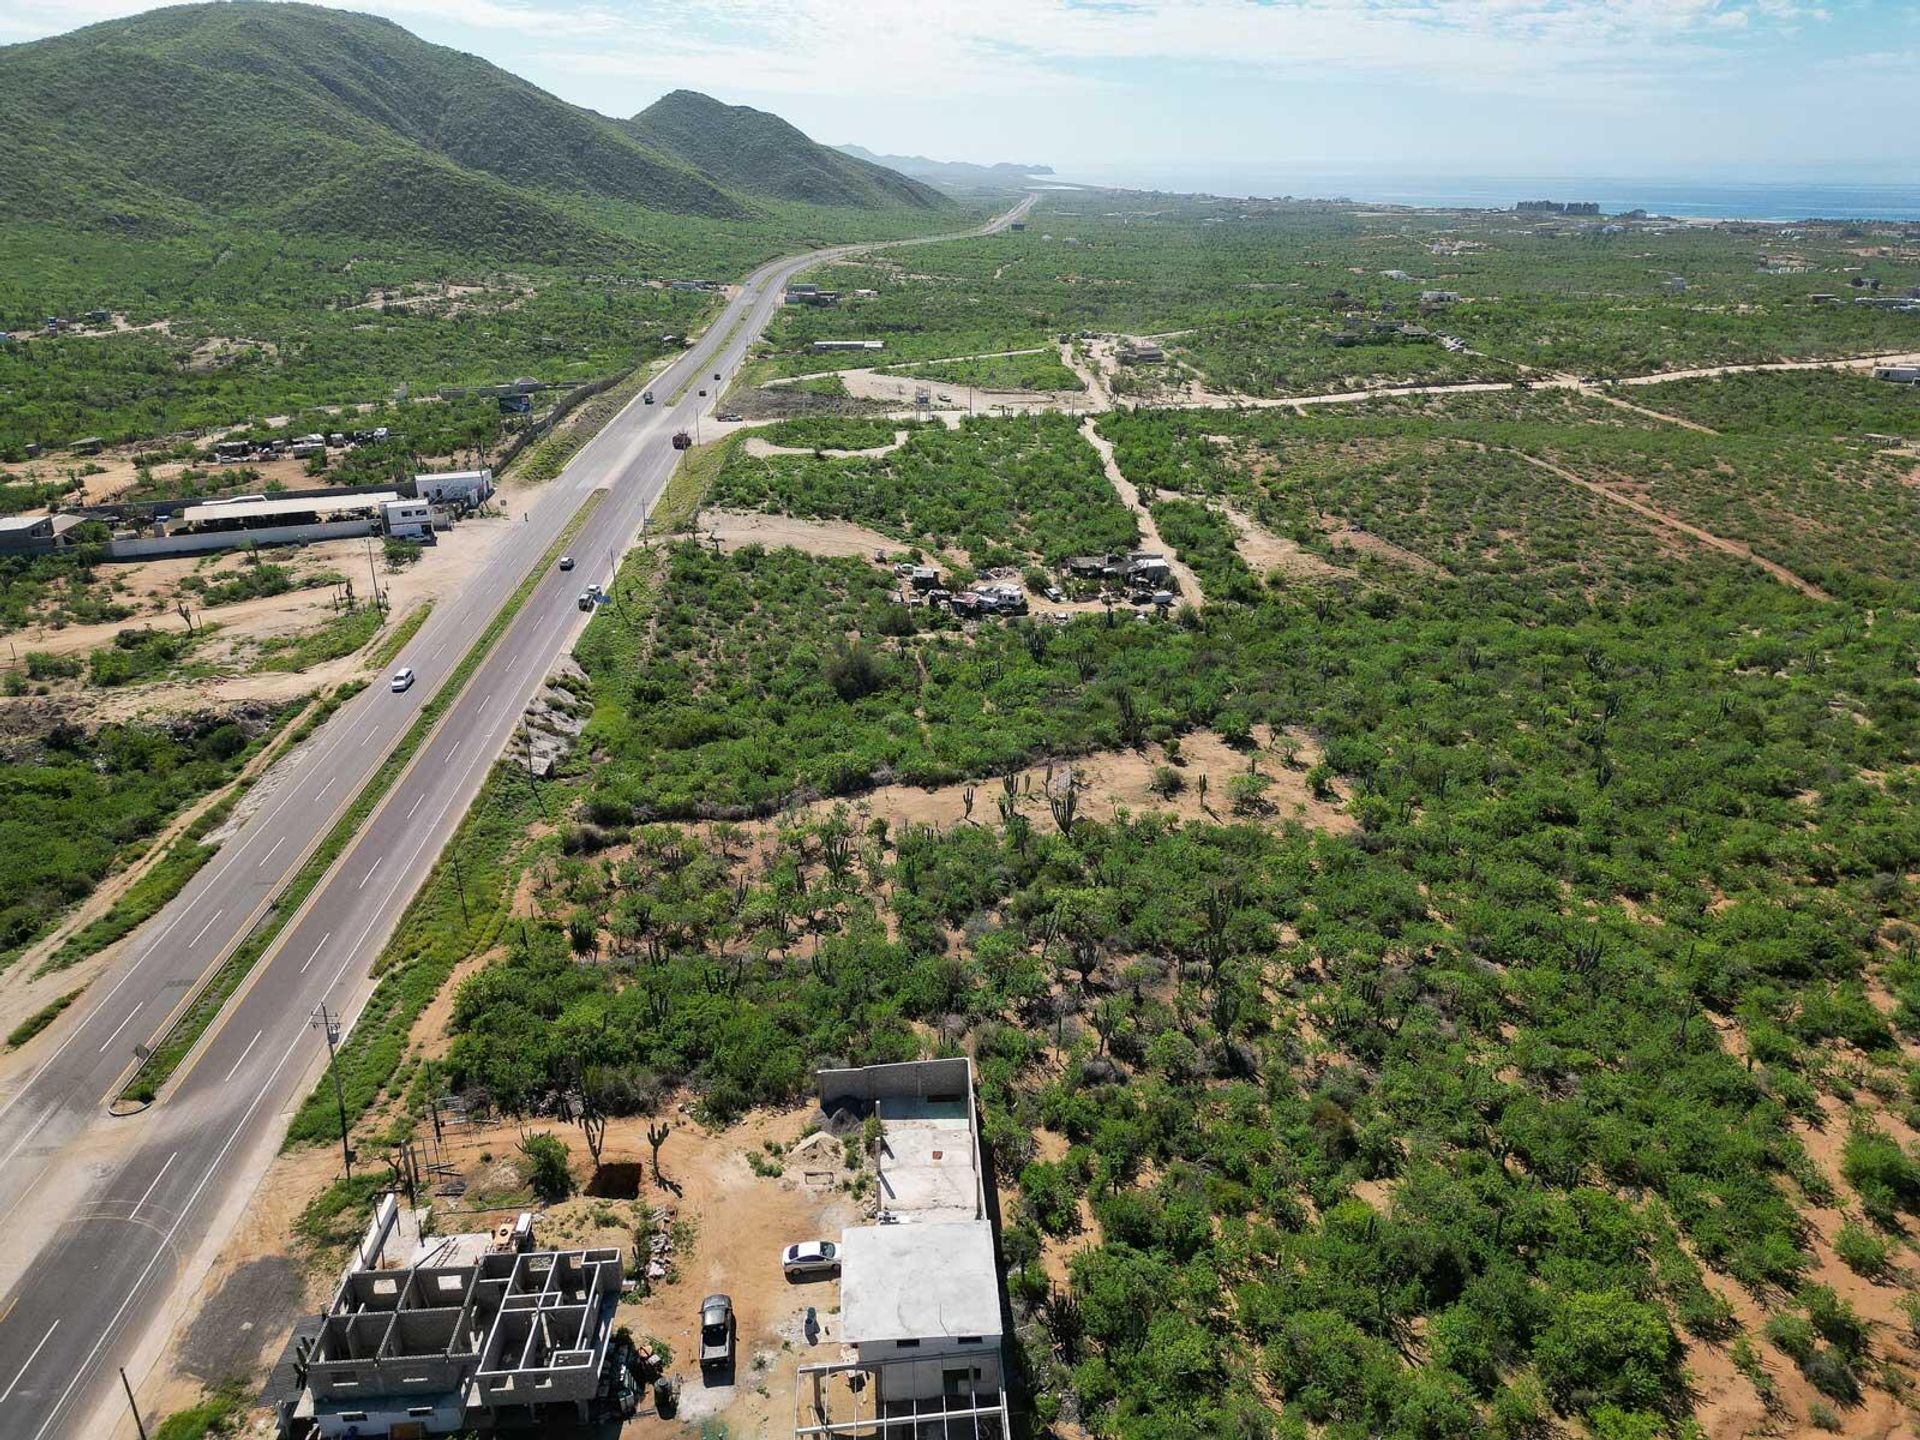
[795,1058,1012,1439]
[274,1245,622,1438]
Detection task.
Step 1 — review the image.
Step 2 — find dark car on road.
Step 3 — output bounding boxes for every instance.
[699,1294,734,1371]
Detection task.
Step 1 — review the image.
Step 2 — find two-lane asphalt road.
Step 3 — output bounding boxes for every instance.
[0,193,1033,1440]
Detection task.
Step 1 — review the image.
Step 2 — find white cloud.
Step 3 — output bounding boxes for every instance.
[516,0,1827,107]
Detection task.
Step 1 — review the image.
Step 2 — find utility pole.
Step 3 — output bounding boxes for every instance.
[362,535,383,613]
[120,1368,149,1440]
[448,847,469,928]
[311,1004,353,1180]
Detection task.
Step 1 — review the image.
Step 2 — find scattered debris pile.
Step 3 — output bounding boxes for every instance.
[521,656,590,777]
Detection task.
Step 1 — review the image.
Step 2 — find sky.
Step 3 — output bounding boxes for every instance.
[2,0,1917,186]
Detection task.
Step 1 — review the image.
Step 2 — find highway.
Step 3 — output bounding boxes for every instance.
[0,193,1033,1440]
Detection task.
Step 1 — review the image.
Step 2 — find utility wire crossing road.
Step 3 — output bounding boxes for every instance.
[0,196,1033,1440]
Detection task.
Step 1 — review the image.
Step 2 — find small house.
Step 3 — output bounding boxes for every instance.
[908,565,942,592]
[1123,552,1172,586]
[1117,343,1165,365]
[1420,290,1461,305]
[0,513,85,556]
[381,499,438,539]
[412,469,493,509]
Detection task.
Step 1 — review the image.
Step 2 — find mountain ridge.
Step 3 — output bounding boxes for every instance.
[837,144,1052,191]
[0,3,944,261]
[628,91,949,212]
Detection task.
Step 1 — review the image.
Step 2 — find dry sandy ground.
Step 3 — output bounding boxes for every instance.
[1220,504,1346,582]
[703,509,924,564]
[157,1096,866,1440]
[780,727,1352,838]
[766,350,1091,417]
[3,507,518,727]
[742,430,911,460]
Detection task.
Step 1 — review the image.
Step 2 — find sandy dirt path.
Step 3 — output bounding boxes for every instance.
[741,430,910,460]
[1218,504,1344,581]
[1587,391,1719,433]
[1515,452,1834,601]
[1060,341,1115,411]
[1079,419,1207,603]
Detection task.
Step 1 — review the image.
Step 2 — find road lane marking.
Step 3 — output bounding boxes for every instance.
[95,1007,143,1055]
[133,1153,177,1212]
[222,1030,263,1084]
[317,776,334,798]
[257,835,285,868]
[187,911,222,947]
[445,740,461,764]
[0,1111,53,1175]
[406,794,423,819]
[358,859,381,890]
[298,933,330,975]
[1,1318,58,1403]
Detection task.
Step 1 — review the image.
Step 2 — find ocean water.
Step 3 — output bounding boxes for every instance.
[1050,166,1920,222]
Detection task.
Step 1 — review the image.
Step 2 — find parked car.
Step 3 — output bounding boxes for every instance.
[390,667,415,693]
[576,592,593,611]
[699,1295,735,1370]
[1044,586,1064,602]
[781,1240,840,1279]
[643,391,655,404]
[558,555,575,571]
[717,411,743,423]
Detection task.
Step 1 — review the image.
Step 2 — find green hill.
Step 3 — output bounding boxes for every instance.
[0,3,942,261]
[627,90,950,212]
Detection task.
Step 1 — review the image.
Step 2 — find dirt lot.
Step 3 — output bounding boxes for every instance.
[152,1099,866,1440]
[2,507,516,727]
[782,727,1352,838]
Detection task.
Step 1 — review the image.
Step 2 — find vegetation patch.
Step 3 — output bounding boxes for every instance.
[708,412,1137,565]
[5,987,84,1048]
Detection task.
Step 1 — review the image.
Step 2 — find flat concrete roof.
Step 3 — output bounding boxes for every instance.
[178,491,398,525]
[874,1105,980,1223]
[0,513,51,532]
[838,1221,1001,1345]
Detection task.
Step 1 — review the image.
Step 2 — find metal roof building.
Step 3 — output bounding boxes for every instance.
[176,492,399,529]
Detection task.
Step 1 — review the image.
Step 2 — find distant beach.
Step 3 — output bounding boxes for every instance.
[1051,166,1920,222]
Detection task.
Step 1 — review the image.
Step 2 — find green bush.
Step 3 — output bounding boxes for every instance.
[519,1131,573,1202]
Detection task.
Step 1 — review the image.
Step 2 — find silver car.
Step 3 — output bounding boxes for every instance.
[781,1240,840,1279]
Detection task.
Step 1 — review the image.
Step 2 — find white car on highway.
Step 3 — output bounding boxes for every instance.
[390,667,415,692]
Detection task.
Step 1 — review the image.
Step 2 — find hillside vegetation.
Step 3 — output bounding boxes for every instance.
[0,2,943,261]
[628,91,948,212]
